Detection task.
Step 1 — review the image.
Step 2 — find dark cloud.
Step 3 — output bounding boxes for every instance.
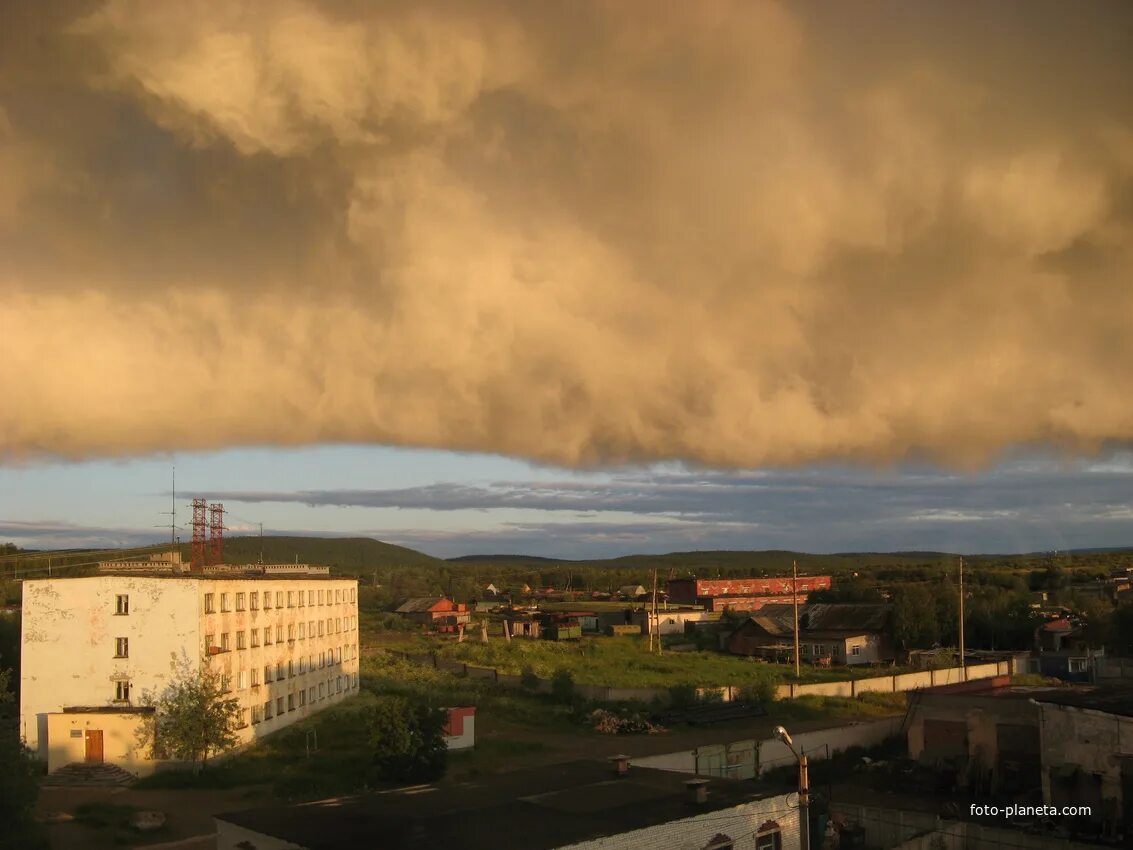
[2,2,1133,469]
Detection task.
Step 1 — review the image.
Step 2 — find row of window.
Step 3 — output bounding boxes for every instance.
[250,674,358,723]
[204,587,355,614]
[800,643,862,657]
[112,668,359,707]
[205,618,357,652]
[233,646,356,689]
[113,587,354,618]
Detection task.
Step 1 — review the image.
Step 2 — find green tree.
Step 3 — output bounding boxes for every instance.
[367,695,447,783]
[144,657,241,771]
[0,667,47,850]
[892,584,939,650]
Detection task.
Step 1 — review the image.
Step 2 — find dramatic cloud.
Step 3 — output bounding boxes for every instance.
[3,2,1133,467]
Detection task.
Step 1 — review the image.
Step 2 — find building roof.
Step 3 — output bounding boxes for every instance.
[395,597,447,613]
[216,760,784,850]
[1031,686,1133,718]
[742,603,890,636]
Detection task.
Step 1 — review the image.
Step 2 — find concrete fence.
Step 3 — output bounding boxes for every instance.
[630,717,903,780]
[386,650,1012,706]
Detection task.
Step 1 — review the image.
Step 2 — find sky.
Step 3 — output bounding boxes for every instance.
[2,2,1132,559]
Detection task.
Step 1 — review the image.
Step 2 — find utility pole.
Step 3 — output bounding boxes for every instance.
[959,556,966,681]
[650,569,659,653]
[259,523,264,564]
[792,560,801,678]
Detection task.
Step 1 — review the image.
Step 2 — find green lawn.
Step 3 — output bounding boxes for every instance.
[394,634,912,689]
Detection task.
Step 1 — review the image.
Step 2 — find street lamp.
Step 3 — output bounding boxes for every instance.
[776,725,810,850]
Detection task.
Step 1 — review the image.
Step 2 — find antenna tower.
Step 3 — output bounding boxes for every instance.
[191,498,207,569]
[208,503,225,566]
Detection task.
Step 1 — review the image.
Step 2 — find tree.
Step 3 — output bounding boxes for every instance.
[367,695,447,783]
[145,656,241,770]
[0,667,47,850]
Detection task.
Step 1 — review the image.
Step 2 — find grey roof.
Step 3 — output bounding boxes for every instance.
[395,597,446,613]
[1031,686,1133,718]
[744,603,890,635]
[216,760,785,850]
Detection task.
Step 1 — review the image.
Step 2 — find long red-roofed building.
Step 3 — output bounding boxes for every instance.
[667,575,831,612]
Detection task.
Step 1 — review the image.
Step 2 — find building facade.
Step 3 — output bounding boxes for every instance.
[21,572,360,774]
[668,576,832,612]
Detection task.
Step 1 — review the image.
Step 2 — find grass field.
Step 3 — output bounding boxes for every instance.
[384,633,910,688]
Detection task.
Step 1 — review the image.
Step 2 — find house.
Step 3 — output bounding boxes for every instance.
[618,584,647,600]
[214,759,799,850]
[485,583,499,596]
[726,603,893,665]
[1029,618,1104,682]
[21,573,360,776]
[503,611,541,639]
[1032,686,1133,834]
[668,575,831,613]
[395,597,471,628]
[633,608,716,636]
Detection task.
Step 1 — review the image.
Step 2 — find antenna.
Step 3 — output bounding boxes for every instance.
[208,503,225,566]
[191,498,207,569]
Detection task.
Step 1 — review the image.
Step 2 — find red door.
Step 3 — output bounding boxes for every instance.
[84,730,104,763]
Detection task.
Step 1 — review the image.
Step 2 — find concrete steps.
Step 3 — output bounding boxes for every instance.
[43,762,136,787]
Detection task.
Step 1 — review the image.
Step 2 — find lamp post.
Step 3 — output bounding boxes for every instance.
[776,725,809,850]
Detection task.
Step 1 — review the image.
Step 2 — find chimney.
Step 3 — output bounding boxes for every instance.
[609,754,631,776]
[685,778,710,805]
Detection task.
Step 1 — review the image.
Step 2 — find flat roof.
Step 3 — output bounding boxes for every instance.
[37,571,355,582]
[216,760,784,850]
[1030,686,1133,717]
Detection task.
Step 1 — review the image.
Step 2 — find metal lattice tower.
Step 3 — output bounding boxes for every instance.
[208,503,224,566]
[191,498,207,569]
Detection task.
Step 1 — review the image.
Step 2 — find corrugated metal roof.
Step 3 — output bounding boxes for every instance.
[396,597,446,613]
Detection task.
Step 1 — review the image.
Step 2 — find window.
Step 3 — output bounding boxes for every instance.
[755,823,782,850]
[288,694,295,712]
[287,591,294,608]
[252,705,263,724]
[250,591,259,611]
[115,594,129,615]
[336,676,342,693]
[287,624,295,641]
[237,630,246,650]
[264,700,273,720]
[299,590,305,607]
[220,632,230,652]
[221,674,232,693]
[236,592,246,611]
[250,667,260,687]
[220,593,230,612]
[276,662,284,681]
[703,834,733,850]
[115,680,131,702]
[288,660,294,678]
[299,622,306,640]
[309,620,315,636]
[204,593,215,613]
[276,591,284,608]
[264,665,273,684]
[264,592,273,610]
[309,686,316,703]
[851,645,861,657]
[276,625,283,643]
[318,621,324,637]
[276,697,284,715]
[318,590,324,605]
[238,670,247,690]
[319,651,325,669]
[264,627,272,646]
[299,690,307,707]
[115,637,128,658]
[238,708,249,728]
[318,683,325,699]
[1069,658,1088,673]
[336,618,342,634]
[251,629,260,648]
[205,633,214,651]
[335,590,341,604]
[350,589,356,603]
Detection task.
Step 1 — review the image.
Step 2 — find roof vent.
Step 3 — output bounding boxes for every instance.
[685,778,710,805]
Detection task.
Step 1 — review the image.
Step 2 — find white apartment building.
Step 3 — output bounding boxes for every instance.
[20,571,360,775]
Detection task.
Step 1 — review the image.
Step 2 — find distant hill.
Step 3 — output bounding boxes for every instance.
[180,535,444,575]
[448,554,562,564]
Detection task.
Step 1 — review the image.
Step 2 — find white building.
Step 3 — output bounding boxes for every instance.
[21,571,360,775]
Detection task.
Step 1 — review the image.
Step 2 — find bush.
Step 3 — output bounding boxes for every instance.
[367,695,448,783]
[551,669,575,703]
[667,682,698,710]
[520,666,541,691]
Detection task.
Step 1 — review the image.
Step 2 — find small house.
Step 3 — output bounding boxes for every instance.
[618,584,647,600]
[726,603,893,665]
[395,597,470,628]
